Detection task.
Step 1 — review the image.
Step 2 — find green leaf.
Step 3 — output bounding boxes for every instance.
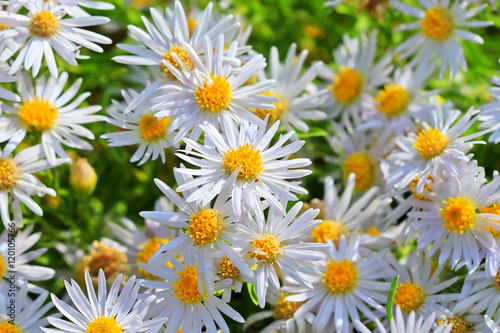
[246,283,259,306]
[387,275,400,324]
[297,127,328,139]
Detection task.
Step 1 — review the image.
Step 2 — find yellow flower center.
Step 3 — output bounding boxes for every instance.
[86,315,122,333]
[0,23,11,31]
[172,264,204,303]
[413,127,448,159]
[343,152,375,192]
[250,234,281,263]
[0,159,18,192]
[323,259,358,294]
[195,73,232,113]
[0,254,5,279]
[18,97,59,132]
[365,225,381,237]
[273,293,303,320]
[138,114,170,142]
[161,44,194,78]
[311,220,346,244]
[222,143,264,182]
[437,317,472,333]
[421,7,455,41]
[329,67,364,105]
[188,208,223,246]
[0,319,22,333]
[409,176,433,201]
[394,281,426,313]
[29,10,60,38]
[136,237,172,279]
[439,197,476,233]
[495,268,500,289]
[253,91,287,123]
[480,202,500,238]
[375,84,410,116]
[217,257,241,280]
[187,16,197,36]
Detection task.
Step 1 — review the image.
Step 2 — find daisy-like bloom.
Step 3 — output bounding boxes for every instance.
[318,30,393,124]
[42,269,157,333]
[286,234,391,333]
[0,280,53,332]
[139,254,245,333]
[0,224,55,281]
[253,43,328,133]
[41,0,115,17]
[152,34,277,142]
[354,306,453,333]
[434,300,489,333]
[479,74,500,143]
[327,123,394,192]
[0,141,68,228]
[0,72,104,165]
[0,0,112,77]
[243,287,315,333]
[102,87,179,165]
[140,170,254,295]
[175,118,312,215]
[385,100,490,193]
[359,65,438,136]
[392,0,493,78]
[213,252,254,302]
[409,160,500,271]
[389,251,459,318]
[238,199,327,308]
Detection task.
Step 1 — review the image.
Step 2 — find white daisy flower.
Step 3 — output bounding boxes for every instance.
[354,306,453,333]
[409,160,500,271]
[213,251,254,303]
[42,269,157,333]
[479,75,500,143]
[0,0,112,77]
[385,100,490,193]
[0,140,68,228]
[253,43,328,133]
[238,199,327,308]
[41,0,115,17]
[476,199,500,277]
[0,224,55,282]
[152,34,277,143]
[286,233,391,333]
[175,118,312,216]
[0,280,53,332]
[101,86,179,165]
[392,0,493,78]
[318,30,393,124]
[0,72,104,166]
[434,300,489,332]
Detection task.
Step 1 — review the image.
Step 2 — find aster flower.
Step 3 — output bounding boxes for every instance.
[0,72,104,165]
[286,233,391,333]
[392,0,493,78]
[175,118,312,216]
[434,300,490,332]
[101,86,179,165]
[0,0,112,77]
[42,269,157,333]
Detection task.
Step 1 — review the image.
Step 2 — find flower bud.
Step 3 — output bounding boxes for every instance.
[70,158,97,195]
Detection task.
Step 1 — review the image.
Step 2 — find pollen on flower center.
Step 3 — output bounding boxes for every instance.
[329,67,364,105]
[253,91,287,123]
[394,281,426,313]
[480,202,500,238]
[136,237,172,279]
[413,127,448,159]
[218,257,241,280]
[375,84,410,116]
[343,152,375,191]
[172,264,204,303]
[323,258,358,294]
[29,10,60,38]
[139,114,170,142]
[86,314,123,333]
[437,316,472,333]
[18,97,59,132]
[250,234,281,263]
[0,23,11,31]
[439,197,476,233]
[409,176,433,201]
[0,319,22,333]
[188,208,223,246]
[222,143,264,182]
[421,7,455,41]
[311,220,346,245]
[161,44,194,78]
[273,292,303,320]
[195,73,232,113]
[0,159,18,192]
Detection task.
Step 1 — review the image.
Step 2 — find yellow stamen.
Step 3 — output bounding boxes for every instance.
[394,281,426,313]
[311,220,346,245]
[375,84,410,116]
[0,23,11,31]
[439,197,476,233]
[437,316,472,333]
[323,259,358,294]
[329,67,364,105]
[18,97,59,132]
[136,237,172,279]
[86,314,122,333]
[409,176,433,201]
[195,73,232,113]
[172,264,204,303]
[273,292,303,320]
[480,202,500,238]
[0,254,5,279]
[138,114,170,142]
[222,143,263,182]
[161,44,194,79]
[253,91,287,123]
[343,152,375,192]
[0,159,18,192]
[188,208,223,246]
[250,234,281,263]
[413,127,448,159]
[0,319,22,333]
[29,10,59,38]
[421,7,455,41]
[218,257,241,281]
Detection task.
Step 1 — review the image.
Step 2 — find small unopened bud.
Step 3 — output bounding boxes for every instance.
[70,158,97,195]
